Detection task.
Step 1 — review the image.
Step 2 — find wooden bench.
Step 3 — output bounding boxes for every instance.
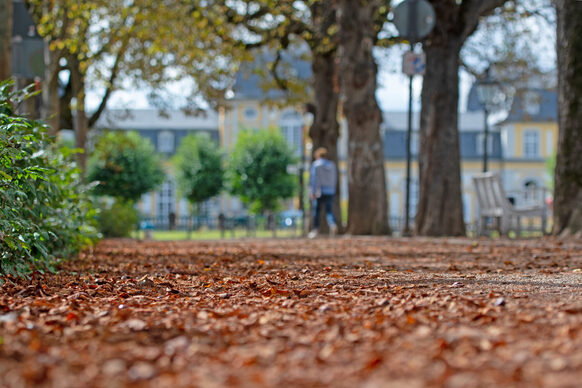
[472,172,548,236]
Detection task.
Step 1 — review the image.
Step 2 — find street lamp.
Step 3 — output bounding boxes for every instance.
[476,67,501,173]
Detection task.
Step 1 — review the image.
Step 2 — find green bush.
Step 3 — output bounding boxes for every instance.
[97,199,138,238]
[174,133,224,212]
[87,131,164,202]
[0,81,99,277]
[228,128,296,214]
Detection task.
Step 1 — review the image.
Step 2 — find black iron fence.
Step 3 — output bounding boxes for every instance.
[138,214,486,237]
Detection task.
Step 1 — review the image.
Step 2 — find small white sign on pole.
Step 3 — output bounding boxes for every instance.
[402,52,426,76]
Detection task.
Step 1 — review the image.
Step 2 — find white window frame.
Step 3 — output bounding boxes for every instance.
[158,130,174,153]
[476,133,494,156]
[523,91,541,116]
[279,109,303,156]
[402,178,419,219]
[157,179,175,219]
[523,129,540,159]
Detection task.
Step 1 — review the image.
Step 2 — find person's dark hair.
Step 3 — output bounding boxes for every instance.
[314,147,328,159]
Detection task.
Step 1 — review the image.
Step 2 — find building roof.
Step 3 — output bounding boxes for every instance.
[231,48,312,100]
[503,89,557,123]
[12,1,41,39]
[94,109,218,131]
[381,111,487,132]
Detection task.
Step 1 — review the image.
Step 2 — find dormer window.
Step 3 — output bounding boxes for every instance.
[158,130,174,153]
[523,91,541,116]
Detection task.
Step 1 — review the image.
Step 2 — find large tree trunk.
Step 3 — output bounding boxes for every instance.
[308,51,341,232]
[0,0,13,80]
[554,0,582,238]
[338,0,389,235]
[307,1,341,233]
[415,39,465,236]
[415,0,506,236]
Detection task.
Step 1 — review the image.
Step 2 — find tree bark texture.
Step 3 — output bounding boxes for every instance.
[307,1,342,233]
[554,0,582,238]
[415,0,506,236]
[42,49,61,135]
[338,0,389,235]
[415,38,465,236]
[308,51,342,233]
[0,0,13,80]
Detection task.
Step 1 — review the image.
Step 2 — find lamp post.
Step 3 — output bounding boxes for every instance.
[476,68,500,173]
[300,112,314,237]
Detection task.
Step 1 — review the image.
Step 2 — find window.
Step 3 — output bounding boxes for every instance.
[157,180,175,222]
[158,131,174,153]
[410,132,419,156]
[523,130,539,158]
[402,178,419,219]
[476,133,494,156]
[243,107,258,119]
[279,109,303,156]
[523,91,541,116]
[545,131,554,156]
[524,180,540,204]
[281,125,302,156]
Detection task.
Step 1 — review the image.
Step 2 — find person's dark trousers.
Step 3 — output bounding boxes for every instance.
[313,194,336,229]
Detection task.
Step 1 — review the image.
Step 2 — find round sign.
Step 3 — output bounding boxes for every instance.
[393,0,436,42]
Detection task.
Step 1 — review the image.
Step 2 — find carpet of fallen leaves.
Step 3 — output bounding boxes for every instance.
[1,237,582,388]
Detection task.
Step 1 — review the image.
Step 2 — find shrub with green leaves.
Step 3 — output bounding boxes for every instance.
[228,128,296,214]
[87,131,164,237]
[87,131,164,203]
[96,199,139,238]
[0,81,99,276]
[174,133,224,212]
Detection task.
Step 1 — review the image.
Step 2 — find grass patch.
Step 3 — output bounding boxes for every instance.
[133,228,302,241]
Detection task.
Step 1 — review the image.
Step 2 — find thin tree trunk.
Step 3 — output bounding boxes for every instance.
[554,0,582,238]
[0,0,12,80]
[338,0,389,235]
[69,55,88,172]
[42,49,61,135]
[415,39,465,236]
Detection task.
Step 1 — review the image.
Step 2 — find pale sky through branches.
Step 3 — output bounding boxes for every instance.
[88,0,556,116]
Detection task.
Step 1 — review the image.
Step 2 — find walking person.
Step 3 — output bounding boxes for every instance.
[308,147,338,238]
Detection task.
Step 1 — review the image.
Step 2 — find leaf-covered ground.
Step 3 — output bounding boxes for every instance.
[1,237,582,388]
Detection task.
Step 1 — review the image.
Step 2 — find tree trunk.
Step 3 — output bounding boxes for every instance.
[415,39,465,236]
[0,0,12,80]
[415,0,506,236]
[308,51,341,233]
[42,49,61,135]
[69,55,88,172]
[554,0,582,238]
[308,1,342,234]
[338,0,389,235]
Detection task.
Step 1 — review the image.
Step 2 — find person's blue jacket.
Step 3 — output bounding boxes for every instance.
[309,158,337,197]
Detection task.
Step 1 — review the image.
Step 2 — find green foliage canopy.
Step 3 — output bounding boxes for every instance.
[87,131,164,203]
[228,129,296,213]
[174,134,224,208]
[0,81,99,276]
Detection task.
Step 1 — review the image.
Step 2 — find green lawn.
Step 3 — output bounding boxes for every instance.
[133,228,302,241]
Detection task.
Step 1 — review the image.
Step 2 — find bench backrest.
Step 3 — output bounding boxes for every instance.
[472,172,512,216]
